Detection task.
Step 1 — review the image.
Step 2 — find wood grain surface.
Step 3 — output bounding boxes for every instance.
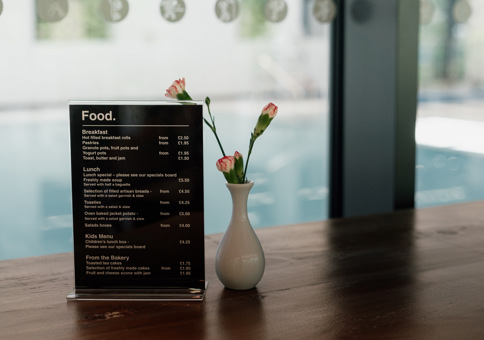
[1,201,484,339]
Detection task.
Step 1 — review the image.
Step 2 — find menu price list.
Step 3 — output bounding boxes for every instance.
[69,102,205,290]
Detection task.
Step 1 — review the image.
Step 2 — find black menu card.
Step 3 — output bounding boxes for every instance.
[67,101,206,301]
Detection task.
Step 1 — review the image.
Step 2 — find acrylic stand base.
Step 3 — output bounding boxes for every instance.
[67,282,208,302]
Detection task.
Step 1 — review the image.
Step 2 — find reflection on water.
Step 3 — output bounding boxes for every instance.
[0,110,73,260]
[2,103,484,260]
[415,115,484,207]
[0,105,329,260]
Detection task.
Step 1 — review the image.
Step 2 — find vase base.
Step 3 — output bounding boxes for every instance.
[222,285,258,291]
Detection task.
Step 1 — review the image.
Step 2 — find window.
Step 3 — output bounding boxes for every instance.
[0,0,331,259]
[416,0,484,207]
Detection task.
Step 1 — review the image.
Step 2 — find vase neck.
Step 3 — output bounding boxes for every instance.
[226,181,254,220]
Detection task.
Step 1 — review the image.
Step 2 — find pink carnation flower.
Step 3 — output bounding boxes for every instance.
[262,102,278,118]
[165,78,278,184]
[216,156,235,173]
[253,102,278,138]
[165,78,191,100]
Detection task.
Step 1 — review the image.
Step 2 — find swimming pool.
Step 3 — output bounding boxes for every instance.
[2,102,483,260]
[0,104,328,260]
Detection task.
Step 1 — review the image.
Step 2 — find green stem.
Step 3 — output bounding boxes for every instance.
[204,119,226,157]
[214,132,226,157]
[205,99,226,157]
[242,135,256,183]
[177,94,225,156]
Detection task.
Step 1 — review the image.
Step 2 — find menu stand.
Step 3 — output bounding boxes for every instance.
[68,101,206,301]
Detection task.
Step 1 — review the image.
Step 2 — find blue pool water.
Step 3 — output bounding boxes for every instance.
[0,106,328,260]
[2,105,483,260]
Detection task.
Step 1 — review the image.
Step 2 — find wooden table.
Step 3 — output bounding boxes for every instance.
[1,201,484,339]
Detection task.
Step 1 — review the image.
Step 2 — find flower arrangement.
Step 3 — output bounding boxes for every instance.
[165,78,278,184]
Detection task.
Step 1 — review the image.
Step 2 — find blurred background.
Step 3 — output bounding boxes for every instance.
[0,0,483,260]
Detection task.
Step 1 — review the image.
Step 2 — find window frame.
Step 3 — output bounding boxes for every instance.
[329,0,420,218]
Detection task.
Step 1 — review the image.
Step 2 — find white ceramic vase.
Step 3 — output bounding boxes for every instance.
[215,181,265,290]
